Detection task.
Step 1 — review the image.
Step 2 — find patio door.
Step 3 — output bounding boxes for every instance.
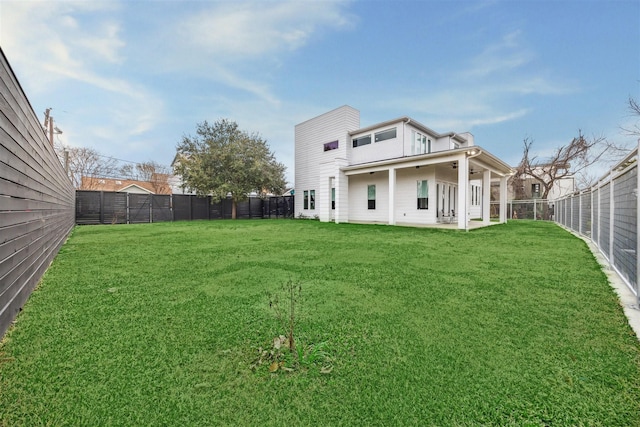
[437,182,457,218]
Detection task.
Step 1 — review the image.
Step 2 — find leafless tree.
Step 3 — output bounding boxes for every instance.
[138,161,171,194]
[122,161,171,193]
[624,97,640,136]
[512,131,628,198]
[54,143,118,189]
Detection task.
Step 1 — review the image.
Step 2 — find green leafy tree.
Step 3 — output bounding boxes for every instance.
[174,119,286,218]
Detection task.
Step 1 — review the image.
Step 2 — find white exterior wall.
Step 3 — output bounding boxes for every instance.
[394,167,437,225]
[547,176,575,201]
[348,172,389,223]
[349,122,405,165]
[294,106,360,217]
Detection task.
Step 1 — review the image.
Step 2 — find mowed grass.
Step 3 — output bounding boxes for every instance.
[1,220,640,426]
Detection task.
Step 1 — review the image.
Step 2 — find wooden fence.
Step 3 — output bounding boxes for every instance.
[0,48,75,338]
[75,191,294,224]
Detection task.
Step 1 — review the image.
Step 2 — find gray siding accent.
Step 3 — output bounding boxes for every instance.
[0,48,75,338]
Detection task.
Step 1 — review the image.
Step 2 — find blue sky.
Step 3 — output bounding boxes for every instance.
[1,0,638,184]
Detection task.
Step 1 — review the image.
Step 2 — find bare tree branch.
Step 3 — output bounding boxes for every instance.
[622,96,640,137]
[511,131,630,199]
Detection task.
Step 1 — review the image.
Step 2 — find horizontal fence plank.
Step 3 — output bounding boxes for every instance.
[0,48,75,338]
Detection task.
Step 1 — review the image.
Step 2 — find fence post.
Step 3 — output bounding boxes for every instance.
[637,140,640,305]
[579,192,582,234]
[589,188,598,242]
[99,191,105,224]
[597,180,601,249]
[609,169,614,265]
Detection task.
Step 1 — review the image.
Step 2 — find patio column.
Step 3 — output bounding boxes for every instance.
[482,169,491,225]
[334,158,349,224]
[318,161,333,223]
[388,167,396,225]
[457,154,468,230]
[499,176,508,223]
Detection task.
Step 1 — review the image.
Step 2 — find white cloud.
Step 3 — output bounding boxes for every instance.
[0,0,164,150]
[434,109,531,131]
[463,31,534,78]
[386,29,579,133]
[161,0,353,105]
[177,0,350,61]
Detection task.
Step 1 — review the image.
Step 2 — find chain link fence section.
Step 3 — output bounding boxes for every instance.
[553,147,639,304]
[499,199,553,220]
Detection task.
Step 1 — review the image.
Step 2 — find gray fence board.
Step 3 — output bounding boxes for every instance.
[75,191,294,224]
[0,48,75,338]
[554,149,640,304]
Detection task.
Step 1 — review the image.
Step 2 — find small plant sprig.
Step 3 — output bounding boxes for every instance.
[257,280,332,374]
[268,278,301,353]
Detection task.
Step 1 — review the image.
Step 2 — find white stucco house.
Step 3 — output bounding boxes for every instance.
[294,105,514,230]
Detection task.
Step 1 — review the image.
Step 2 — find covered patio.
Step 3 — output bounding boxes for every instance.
[337,147,514,230]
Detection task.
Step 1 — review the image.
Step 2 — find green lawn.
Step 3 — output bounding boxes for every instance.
[1,220,639,426]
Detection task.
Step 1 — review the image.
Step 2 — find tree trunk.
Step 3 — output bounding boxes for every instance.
[232,199,237,219]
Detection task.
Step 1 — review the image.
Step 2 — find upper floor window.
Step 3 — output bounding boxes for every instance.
[532,183,541,198]
[375,128,397,142]
[324,140,339,151]
[411,131,431,155]
[352,135,371,148]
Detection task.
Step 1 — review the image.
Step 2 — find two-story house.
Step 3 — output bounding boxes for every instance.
[294,106,513,230]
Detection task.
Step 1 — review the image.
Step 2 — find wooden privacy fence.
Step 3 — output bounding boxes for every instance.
[75,191,295,224]
[0,48,76,338]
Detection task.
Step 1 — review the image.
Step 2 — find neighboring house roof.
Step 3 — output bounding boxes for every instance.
[118,183,154,194]
[80,176,172,194]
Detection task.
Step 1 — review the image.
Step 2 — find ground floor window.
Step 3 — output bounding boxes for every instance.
[368,185,376,209]
[417,180,428,209]
[331,187,335,210]
[303,190,315,209]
